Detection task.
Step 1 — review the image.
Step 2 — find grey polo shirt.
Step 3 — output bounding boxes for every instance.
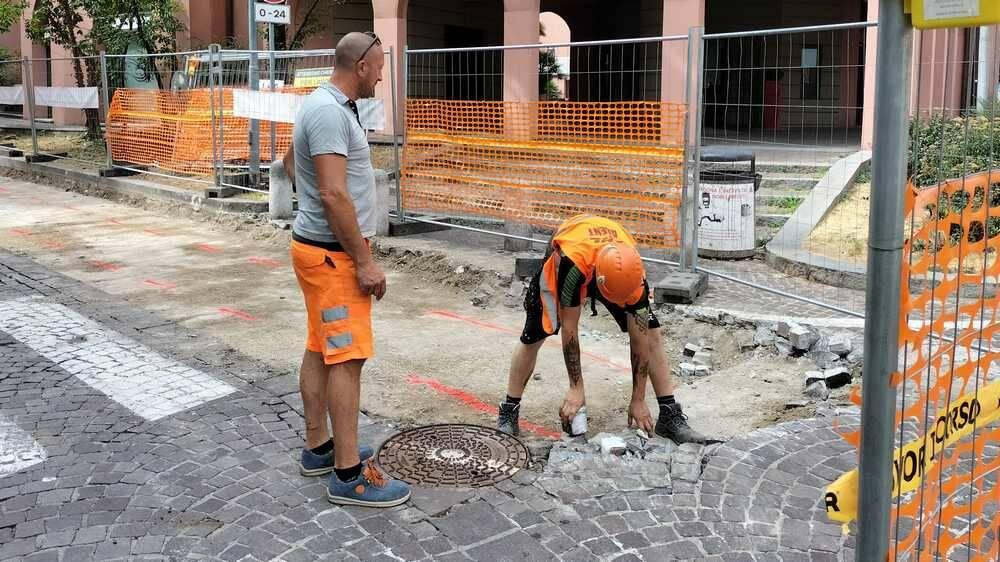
[291,82,376,243]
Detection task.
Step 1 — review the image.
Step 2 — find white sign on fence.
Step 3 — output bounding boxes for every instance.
[255,2,290,24]
[33,86,99,109]
[233,89,387,131]
[357,98,386,131]
[0,85,24,105]
[233,89,303,123]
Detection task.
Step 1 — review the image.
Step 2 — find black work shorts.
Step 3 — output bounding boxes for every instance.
[519,272,660,345]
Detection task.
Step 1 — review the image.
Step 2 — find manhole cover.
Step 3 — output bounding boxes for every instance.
[376,424,530,487]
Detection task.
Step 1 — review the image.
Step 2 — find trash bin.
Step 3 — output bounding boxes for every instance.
[696,146,761,259]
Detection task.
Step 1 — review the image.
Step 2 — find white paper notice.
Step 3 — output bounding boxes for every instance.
[924,0,979,20]
[0,85,24,105]
[232,89,305,123]
[357,98,386,131]
[33,86,100,109]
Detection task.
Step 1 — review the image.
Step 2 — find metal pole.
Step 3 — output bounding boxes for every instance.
[248,0,260,187]
[389,47,404,222]
[855,1,911,560]
[679,29,697,270]
[401,45,410,222]
[690,27,706,273]
[209,45,221,189]
[22,57,38,158]
[268,23,276,163]
[98,51,112,169]
[218,45,227,188]
[977,27,992,110]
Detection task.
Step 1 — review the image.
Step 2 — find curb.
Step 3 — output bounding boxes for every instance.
[0,156,268,214]
[765,150,871,290]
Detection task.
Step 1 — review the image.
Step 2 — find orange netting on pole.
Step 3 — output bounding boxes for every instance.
[106,87,306,176]
[401,99,686,248]
[827,170,1000,559]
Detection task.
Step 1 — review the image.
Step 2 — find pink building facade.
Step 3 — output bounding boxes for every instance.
[0,0,995,147]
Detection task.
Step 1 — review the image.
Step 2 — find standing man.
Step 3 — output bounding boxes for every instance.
[283,31,409,507]
[496,214,708,444]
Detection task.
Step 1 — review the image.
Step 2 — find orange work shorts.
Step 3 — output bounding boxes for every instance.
[290,240,374,365]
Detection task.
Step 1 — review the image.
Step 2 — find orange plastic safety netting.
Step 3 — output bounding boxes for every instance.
[826,170,1000,559]
[106,87,308,176]
[401,99,686,248]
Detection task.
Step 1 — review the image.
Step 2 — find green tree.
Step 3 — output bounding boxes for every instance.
[0,1,26,86]
[27,0,184,138]
[0,0,25,37]
[539,48,564,100]
[538,23,565,100]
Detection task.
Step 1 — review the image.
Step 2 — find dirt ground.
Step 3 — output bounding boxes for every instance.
[804,181,870,262]
[0,172,840,443]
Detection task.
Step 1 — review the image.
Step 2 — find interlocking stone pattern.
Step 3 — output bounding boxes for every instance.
[0,251,859,561]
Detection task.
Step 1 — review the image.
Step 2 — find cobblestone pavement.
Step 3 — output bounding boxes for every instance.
[0,251,859,561]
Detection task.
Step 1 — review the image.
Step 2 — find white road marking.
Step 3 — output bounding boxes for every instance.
[0,414,46,477]
[0,297,236,421]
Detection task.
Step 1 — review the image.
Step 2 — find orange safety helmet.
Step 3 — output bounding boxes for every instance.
[594,243,645,306]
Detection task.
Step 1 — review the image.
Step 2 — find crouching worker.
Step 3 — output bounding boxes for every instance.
[496,214,706,444]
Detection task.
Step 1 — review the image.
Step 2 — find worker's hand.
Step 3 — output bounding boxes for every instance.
[356,260,387,301]
[627,400,654,435]
[559,387,585,433]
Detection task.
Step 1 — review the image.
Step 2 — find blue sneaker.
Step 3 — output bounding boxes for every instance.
[327,461,411,507]
[299,443,375,477]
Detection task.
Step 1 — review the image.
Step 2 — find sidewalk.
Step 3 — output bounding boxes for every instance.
[0,251,857,561]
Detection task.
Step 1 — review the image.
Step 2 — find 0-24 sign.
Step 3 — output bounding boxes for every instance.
[255,1,290,24]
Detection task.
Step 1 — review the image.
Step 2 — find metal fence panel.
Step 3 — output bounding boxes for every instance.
[402,37,688,249]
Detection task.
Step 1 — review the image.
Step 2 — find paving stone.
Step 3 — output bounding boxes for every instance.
[467,530,551,560]
[409,487,476,517]
[432,501,513,546]
[23,550,59,562]
[562,546,600,561]
[615,530,651,549]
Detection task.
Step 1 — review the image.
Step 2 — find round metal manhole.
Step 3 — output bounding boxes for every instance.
[375,424,530,487]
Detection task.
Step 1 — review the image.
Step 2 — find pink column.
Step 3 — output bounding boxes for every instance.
[661,0,704,146]
[17,16,46,122]
[860,0,878,150]
[503,0,540,138]
[661,0,704,105]
[502,0,540,250]
[373,0,407,137]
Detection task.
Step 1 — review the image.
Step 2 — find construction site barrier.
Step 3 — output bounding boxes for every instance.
[401,99,686,248]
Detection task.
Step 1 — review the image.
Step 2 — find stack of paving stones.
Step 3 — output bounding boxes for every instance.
[1,251,859,560]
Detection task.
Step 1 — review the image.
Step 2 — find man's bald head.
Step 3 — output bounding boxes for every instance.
[331,31,384,100]
[335,32,378,70]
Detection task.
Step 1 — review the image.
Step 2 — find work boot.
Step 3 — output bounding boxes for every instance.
[497,402,520,436]
[655,403,707,445]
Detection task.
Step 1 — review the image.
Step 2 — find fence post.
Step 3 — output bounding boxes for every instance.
[98,51,113,170]
[21,57,38,159]
[679,28,700,271]
[248,0,261,188]
[856,1,912,560]
[268,26,276,163]
[209,44,222,189]
[389,46,404,222]
[689,27,706,273]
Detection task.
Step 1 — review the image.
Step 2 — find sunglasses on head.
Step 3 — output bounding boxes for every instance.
[356,31,381,66]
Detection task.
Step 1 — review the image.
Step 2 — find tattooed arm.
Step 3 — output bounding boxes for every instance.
[626,313,654,434]
[558,306,585,429]
[560,305,584,388]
